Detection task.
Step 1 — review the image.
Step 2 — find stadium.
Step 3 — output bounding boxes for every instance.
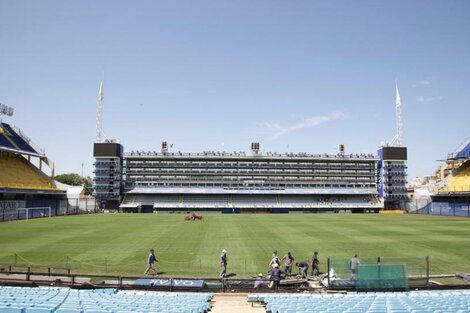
[2,77,470,313]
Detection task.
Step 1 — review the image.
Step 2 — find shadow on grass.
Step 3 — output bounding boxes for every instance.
[140,271,166,277]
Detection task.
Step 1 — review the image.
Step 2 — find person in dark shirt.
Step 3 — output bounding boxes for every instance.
[271,263,283,291]
[311,251,320,276]
[144,249,158,275]
[296,261,309,279]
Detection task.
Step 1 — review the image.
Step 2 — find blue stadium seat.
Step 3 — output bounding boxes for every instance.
[0,287,212,313]
[25,308,54,313]
[249,291,470,313]
[0,307,25,313]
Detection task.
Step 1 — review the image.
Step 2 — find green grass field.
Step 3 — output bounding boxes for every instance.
[1,214,470,278]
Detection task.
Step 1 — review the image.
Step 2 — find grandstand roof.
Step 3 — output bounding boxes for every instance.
[447,136,470,160]
[0,123,45,157]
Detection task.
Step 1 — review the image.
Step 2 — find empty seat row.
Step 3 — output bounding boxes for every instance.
[0,156,55,190]
[0,286,212,313]
[248,290,470,313]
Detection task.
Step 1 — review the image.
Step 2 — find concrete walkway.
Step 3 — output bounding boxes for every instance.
[210,293,265,313]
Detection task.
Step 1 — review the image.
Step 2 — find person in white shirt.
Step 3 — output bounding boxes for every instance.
[348,253,360,280]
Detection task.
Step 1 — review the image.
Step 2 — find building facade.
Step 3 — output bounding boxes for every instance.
[116,146,381,213]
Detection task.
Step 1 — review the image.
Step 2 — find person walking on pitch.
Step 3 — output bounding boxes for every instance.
[144,249,158,275]
[219,249,228,278]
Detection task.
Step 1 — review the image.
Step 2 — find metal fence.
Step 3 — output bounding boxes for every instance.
[1,253,291,279]
[0,265,306,293]
[327,256,429,290]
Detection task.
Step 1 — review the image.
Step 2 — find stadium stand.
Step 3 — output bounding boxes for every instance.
[439,161,470,193]
[438,137,470,194]
[447,137,470,160]
[0,286,212,313]
[1,121,68,222]
[412,137,470,216]
[0,130,15,151]
[120,192,382,213]
[0,123,41,155]
[232,195,277,208]
[0,155,55,190]
[248,290,470,313]
[102,144,382,212]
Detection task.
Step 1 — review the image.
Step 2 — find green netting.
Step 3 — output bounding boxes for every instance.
[329,256,426,278]
[356,264,408,291]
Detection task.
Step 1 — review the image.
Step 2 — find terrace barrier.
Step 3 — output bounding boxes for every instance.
[0,266,308,293]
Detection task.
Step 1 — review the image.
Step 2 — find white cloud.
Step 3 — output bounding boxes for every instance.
[413,77,437,87]
[418,79,431,86]
[261,111,349,138]
[415,96,443,103]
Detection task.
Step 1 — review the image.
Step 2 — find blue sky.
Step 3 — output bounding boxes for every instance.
[1,0,469,179]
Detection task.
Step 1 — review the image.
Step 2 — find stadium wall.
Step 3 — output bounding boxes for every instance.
[0,198,98,222]
[416,200,470,217]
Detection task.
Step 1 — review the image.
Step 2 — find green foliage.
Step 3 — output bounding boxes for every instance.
[0,214,469,277]
[55,173,82,186]
[55,173,93,195]
[82,176,93,195]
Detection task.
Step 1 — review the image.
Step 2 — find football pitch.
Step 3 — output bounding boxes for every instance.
[1,213,470,278]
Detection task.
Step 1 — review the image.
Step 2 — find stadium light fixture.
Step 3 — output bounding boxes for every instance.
[0,103,14,125]
[0,103,14,116]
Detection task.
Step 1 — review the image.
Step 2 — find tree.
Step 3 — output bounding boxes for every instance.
[55,173,83,186]
[82,176,93,195]
[55,173,94,196]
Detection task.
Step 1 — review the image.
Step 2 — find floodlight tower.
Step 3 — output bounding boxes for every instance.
[389,82,404,147]
[92,80,124,211]
[395,81,404,147]
[377,82,408,211]
[95,81,104,143]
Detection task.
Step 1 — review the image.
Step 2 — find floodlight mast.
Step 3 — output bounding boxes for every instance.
[95,81,104,143]
[395,81,404,147]
[388,81,404,147]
